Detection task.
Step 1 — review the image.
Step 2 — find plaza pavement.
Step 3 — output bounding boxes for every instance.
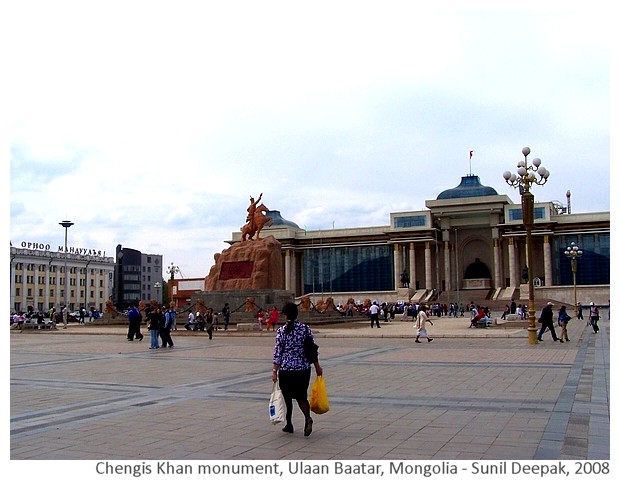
[10,314,610,462]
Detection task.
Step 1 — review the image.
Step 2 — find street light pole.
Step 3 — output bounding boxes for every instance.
[154,282,162,304]
[59,220,74,328]
[564,242,583,321]
[503,147,550,345]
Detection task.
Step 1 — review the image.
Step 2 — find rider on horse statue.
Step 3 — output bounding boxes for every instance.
[241,193,273,241]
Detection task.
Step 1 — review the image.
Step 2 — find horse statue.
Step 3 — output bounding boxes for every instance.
[241,203,273,241]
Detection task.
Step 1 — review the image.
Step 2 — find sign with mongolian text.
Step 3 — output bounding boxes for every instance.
[17,241,106,257]
[219,261,254,280]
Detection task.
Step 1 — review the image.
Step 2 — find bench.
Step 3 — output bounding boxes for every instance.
[20,322,57,330]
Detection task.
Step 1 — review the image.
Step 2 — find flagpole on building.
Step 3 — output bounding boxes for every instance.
[469,150,473,175]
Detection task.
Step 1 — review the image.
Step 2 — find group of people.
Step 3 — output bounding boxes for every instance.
[469,304,492,328]
[257,306,280,331]
[126,304,176,348]
[537,301,602,342]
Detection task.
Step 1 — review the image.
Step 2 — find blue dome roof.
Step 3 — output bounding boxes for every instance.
[266,210,300,228]
[437,175,498,200]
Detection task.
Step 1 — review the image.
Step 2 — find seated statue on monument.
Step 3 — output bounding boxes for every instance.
[244,297,257,312]
[241,192,274,241]
[315,297,336,313]
[299,296,312,312]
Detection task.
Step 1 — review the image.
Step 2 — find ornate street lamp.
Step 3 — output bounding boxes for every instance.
[564,241,583,321]
[167,262,180,280]
[503,147,550,345]
[59,220,74,328]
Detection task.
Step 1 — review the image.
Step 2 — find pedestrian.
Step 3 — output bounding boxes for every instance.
[127,304,144,341]
[272,302,323,436]
[195,311,206,331]
[557,305,571,342]
[257,308,265,331]
[268,306,279,331]
[538,302,562,342]
[369,301,381,328]
[147,306,163,349]
[222,303,231,331]
[577,302,584,320]
[161,307,175,348]
[79,307,86,324]
[589,302,600,333]
[185,309,196,330]
[469,304,479,328]
[205,308,215,339]
[61,305,68,329]
[510,299,517,314]
[415,304,433,343]
[167,305,177,330]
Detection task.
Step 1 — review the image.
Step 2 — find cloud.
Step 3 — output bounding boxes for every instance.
[8,2,611,277]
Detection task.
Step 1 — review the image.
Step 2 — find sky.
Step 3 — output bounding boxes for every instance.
[6,1,613,279]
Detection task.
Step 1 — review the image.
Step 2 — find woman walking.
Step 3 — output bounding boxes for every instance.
[146,305,164,349]
[415,304,434,343]
[272,302,323,436]
[558,305,571,342]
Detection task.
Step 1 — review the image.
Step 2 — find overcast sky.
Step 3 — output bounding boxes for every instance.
[7,1,612,279]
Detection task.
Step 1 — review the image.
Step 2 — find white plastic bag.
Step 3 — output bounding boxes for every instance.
[269,382,286,424]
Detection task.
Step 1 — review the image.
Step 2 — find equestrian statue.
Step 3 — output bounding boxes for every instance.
[241,193,273,241]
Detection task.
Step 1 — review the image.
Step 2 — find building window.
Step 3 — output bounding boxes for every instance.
[553,233,610,286]
[508,207,546,222]
[394,215,427,228]
[303,245,393,294]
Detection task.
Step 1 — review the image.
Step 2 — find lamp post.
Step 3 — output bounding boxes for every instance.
[564,241,582,321]
[167,262,180,280]
[154,282,162,304]
[59,220,74,327]
[503,147,550,345]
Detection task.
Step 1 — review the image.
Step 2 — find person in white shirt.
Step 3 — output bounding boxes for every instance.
[369,302,381,328]
[185,310,196,330]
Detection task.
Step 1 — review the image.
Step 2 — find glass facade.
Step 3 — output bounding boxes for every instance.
[508,206,546,222]
[303,245,394,294]
[394,215,427,228]
[553,233,610,286]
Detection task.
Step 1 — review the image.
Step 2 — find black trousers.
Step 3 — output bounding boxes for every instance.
[538,321,558,340]
[127,320,143,340]
[160,328,174,347]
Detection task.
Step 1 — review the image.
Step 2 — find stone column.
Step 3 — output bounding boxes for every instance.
[493,238,501,289]
[284,250,293,292]
[393,244,402,289]
[409,242,416,290]
[508,237,517,287]
[443,239,451,291]
[543,235,553,286]
[425,241,432,289]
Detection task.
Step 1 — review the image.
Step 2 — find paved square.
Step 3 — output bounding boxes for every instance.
[10,317,609,463]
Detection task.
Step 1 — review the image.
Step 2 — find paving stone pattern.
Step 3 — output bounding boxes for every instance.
[10,317,609,461]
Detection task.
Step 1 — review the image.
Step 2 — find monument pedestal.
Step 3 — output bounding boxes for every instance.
[191,289,295,316]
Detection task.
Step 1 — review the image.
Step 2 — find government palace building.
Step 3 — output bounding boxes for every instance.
[230,174,610,309]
